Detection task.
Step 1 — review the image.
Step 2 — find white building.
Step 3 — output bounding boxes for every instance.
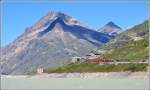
[37,68,43,74]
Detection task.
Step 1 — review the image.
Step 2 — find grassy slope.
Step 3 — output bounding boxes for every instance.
[46,62,148,73]
[103,37,149,61]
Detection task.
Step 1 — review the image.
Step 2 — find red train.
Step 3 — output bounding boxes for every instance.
[86,58,113,63]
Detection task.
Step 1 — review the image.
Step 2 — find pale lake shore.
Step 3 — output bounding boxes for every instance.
[1,72,149,89]
[1,72,149,78]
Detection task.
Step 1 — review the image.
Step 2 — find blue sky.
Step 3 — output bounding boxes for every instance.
[1,2,149,46]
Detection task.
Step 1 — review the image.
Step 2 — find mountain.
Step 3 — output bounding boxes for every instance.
[97,20,149,62]
[1,12,112,75]
[98,21,123,36]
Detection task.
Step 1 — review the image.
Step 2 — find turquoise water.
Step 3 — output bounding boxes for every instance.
[1,77,149,89]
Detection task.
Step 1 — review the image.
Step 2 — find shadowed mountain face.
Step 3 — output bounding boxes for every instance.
[1,12,112,75]
[98,21,123,37]
[38,17,110,45]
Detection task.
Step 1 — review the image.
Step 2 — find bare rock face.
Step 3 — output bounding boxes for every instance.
[1,12,112,75]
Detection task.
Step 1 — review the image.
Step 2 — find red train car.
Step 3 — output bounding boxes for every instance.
[86,58,112,63]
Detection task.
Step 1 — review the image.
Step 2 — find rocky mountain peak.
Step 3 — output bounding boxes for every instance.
[106,21,122,29]
[46,11,85,26]
[98,21,123,36]
[28,12,85,32]
[106,21,121,29]
[47,11,68,19]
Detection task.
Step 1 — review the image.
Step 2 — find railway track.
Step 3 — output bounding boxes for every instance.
[104,61,149,64]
